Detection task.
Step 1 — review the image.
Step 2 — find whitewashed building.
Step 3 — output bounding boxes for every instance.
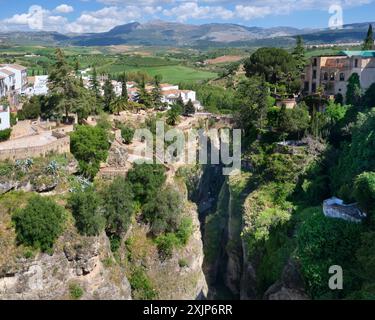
[24,75,49,96]
[0,105,10,131]
[0,68,16,96]
[0,64,28,93]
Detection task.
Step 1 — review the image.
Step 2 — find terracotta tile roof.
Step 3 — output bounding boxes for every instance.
[162,89,181,96]
[6,64,27,71]
[0,69,15,76]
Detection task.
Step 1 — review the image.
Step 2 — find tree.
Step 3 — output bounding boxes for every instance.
[70,125,111,179]
[184,99,195,116]
[244,47,299,95]
[74,58,80,76]
[362,83,375,109]
[120,125,135,144]
[236,77,270,139]
[121,72,128,100]
[136,79,152,108]
[127,163,166,203]
[292,36,306,73]
[142,186,183,236]
[18,96,41,120]
[277,103,310,139]
[90,67,101,99]
[362,24,374,50]
[12,195,65,252]
[296,210,362,299]
[346,73,362,106]
[331,109,375,200]
[48,49,81,121]
[166,106,180,126]
[102,177,135,237]
[103,78,115,112]
[110,97,127,115]
[68,188,105,236]
[353,172,375,214]
[151,75,163,109]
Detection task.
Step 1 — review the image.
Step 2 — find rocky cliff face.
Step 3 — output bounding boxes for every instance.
[0,232,131,300]
[144,202,208,300]
[264,259,309,300]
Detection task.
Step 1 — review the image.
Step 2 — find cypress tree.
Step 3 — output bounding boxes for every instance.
[363,24,374,50]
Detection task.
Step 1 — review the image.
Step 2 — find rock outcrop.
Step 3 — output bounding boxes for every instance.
[264,259,309,300]
[0,233,131,300]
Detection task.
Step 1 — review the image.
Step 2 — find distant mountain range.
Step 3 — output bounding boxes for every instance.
[0,20,373,48]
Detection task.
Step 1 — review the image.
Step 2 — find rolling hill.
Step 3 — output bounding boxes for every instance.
[0,20,373,48]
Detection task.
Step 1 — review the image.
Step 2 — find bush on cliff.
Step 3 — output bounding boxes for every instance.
[12,195,65,252]
[68,188,105,236]
[70,125,110,179]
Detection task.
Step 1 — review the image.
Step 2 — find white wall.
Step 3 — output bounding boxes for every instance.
[0,106,10,131]
[3,66,27,93]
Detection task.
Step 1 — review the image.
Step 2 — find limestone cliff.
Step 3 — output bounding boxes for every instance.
[0,232,132,300]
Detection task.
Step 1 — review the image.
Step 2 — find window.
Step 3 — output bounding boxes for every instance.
[304,81,309,91]
[312,83,317,93]
[313,70,317,79]
[340,73,345,81]
[323,72,329,81]
[355,59,359,68]
[330,73,335,81]
[313,58,317,67]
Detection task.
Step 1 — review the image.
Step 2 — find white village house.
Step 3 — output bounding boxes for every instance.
[0,105,10,131]
[25,75,49,97]
[0,64,28,98]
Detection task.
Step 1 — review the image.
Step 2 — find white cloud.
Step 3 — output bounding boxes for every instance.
[65,6,143,33]
[1,0,374,33]
[163,2,234,22]
[55,4,74,14]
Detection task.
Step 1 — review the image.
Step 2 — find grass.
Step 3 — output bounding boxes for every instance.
[2,44,218,83]
[99,64,217,83]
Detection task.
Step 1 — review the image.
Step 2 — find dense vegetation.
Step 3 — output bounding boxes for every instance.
[229,36,375,299]
[12,195,65,252]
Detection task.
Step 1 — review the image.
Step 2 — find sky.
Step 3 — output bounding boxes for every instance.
[0,0,374,33]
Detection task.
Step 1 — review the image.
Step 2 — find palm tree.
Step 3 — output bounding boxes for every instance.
[110,97,128,115]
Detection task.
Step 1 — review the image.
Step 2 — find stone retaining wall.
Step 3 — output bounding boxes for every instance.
[0,136,70,161]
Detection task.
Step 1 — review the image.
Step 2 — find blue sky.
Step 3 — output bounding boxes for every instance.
[0,0,374,33]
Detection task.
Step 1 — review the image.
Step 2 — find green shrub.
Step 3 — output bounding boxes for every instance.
[70,125,110,179]
[176,217,193,245]
[142,186,183,236]
[353,172,375,214]
[12,195,65,252]
[127,163,166,203]
[120,126,135,144]
[0,128,11,142]
[102,177,135,237]
[68,188,105,236]
[69,283,84,300]
[129,267,157,300]
[296,210,362,299]
[178,258,189,268]
[155,233,180,259]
